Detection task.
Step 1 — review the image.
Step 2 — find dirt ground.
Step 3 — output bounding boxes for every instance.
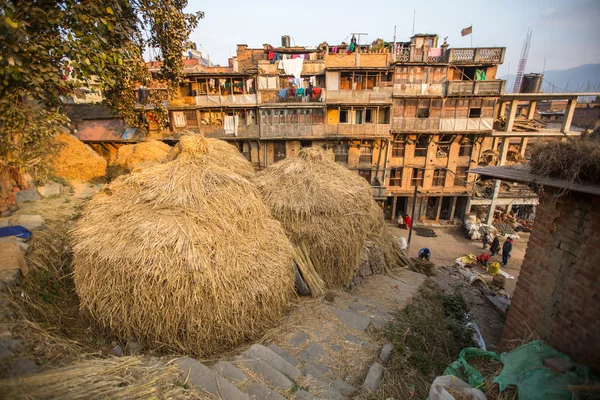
[388,223,530,297]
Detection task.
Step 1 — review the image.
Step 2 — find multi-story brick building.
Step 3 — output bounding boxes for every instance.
[77,34,594,224]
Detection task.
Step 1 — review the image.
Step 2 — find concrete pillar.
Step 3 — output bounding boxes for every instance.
[519,137,528,157]
[485,179,501,225]
[505,99,519,132]
[391,196,398,222]
[496,101,506,118]
[492,137,499,152]
[527,101,537,120]
[449,196,457,220]
[435,196,443,221]
[465,196,472,215]
[499,137,511,166]
[561,99,577,133]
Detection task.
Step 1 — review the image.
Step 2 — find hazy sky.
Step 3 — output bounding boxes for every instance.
[184,0,600,76]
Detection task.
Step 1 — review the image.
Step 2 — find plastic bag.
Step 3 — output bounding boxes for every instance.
[444,347,501,389]
[428,375,487,400]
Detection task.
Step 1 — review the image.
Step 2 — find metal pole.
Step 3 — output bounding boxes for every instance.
[407,183,418,249]
[412,10,416,36]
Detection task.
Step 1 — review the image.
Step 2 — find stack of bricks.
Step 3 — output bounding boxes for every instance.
[500,190,600,373]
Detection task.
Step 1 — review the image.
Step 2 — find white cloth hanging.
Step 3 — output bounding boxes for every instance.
[281,58,304,79]
[172,111,186,128]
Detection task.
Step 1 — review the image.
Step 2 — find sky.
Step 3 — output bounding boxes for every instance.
[183,0,600,76]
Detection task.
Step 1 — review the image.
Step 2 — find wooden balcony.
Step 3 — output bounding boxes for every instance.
[260,124,325,139]
[447,80,505,96]
[325,123,390,138]
[326,87,393,104]
[175,124,259,139]
[394,47,505,65]
[391,117,493,132]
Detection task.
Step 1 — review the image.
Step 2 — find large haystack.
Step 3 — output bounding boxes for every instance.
[109,139,171,173]
[530,139,600,185]
[169,133,255,179]
[252,147,397,288]
[72,135,294,356]
[51,133,106,181]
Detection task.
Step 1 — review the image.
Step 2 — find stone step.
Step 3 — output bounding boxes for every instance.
[267,343,301,368]
[241,344,301,379]
[175,357,249,400]
[331,379,356,397]
[245,381,286,400]
[211,360,248,382]
[326,305,371,331]
[233,356,293,390]
[303,374,346,400]
[363,362,384,393]
[299,361,332,384]
[294,389,316,399]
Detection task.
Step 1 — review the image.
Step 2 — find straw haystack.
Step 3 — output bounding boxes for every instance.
[51,133,106,181]
[72,135,294,356]
[252,147,398,288]
[169,133,255,179]
[109,139,171,173]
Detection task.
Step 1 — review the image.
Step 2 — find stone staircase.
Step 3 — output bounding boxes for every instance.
[174,271,427,399]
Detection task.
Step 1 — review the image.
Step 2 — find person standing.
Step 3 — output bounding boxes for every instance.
[502,238,513,266]
[490,236,500,256]
[482,234,489,249]
[403,214,412,230]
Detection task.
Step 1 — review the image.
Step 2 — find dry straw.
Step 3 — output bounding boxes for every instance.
[253,147,401,289]
[0,357,206,399]
[529,139,600,185]
[51,133,106,181]
[109,139,172,174]
[72,134,294,356]
[168,132,255,179]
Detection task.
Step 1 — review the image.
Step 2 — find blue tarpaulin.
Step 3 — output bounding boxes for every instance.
[0,226,32,240]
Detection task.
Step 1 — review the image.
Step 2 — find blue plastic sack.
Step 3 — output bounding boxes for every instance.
[0,225,33,240]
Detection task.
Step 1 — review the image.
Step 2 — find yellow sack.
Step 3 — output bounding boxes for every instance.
[488,262,501,275]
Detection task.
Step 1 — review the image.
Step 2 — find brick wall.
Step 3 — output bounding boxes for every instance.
[500,191,600,373]
[237,45,266,72]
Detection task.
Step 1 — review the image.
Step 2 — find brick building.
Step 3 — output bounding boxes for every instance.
[75,34,597,223]
[470,165,600,373]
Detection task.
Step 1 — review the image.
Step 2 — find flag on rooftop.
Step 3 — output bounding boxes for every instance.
[461,25,473,37]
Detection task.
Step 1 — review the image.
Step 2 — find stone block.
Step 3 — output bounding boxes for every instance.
[245,381,286,400]
[379,342,393,364]
[38,182,62,198]
[363,362,384,392]
[332,379,355,396]
[16,214,45,231]
[267,343,300,367]
[288,330,310,347]
[327,306,370,331]
[294,389,316,400]
[242,344,301,379]
[303,375,345,400]
[175,357,249,400]
[233,356,292,390]
[211,360,248,382]
[14,189,41,204]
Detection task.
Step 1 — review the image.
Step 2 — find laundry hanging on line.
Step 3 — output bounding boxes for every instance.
[281,58,304,79]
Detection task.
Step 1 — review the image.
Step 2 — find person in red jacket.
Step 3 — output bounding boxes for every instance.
[403,214,412,229]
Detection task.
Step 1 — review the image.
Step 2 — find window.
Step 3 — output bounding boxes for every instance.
[414,136,428,157]
[335,143,349,163]
[360,144,373,164]
[274,141,286,162]
[378,107,391,124]
[432,169,446,186]
[236,141,250,160]
[459,138,473,157]
[412,168,424,187]
[437,134,452,158]
[392,140,405,158]
[469,108,482,118]
[312,109,324,124]
[340,109,349,123]
[390,168,402,186]
[365,109,375,124]
[355,109,363,124]
[455,167,468,186]
[358,169,372,183]
[300,140,312,148]
[417,107,430,118]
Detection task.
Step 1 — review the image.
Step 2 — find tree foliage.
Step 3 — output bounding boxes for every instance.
[0,0,203,178]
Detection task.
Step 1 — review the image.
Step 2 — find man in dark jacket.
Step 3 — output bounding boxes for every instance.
[490,236,500,256]
[502,238,513,266]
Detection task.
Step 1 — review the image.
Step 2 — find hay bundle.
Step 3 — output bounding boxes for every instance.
[252,147,396,288]
[168,132,255,179]
[72,135,294,356]
[0,357,202,399]
[110,139,171,173]
[51,133,106,181]
[529,139,600,185]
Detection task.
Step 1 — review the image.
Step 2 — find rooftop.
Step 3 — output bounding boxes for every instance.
[469,165,600,196]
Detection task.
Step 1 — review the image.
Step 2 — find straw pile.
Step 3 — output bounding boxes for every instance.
[51,133,106,181]
[529,139,600,185]
[0,357,205,399]
[109,139,171,173]
[169,132,255,179]
[252,147,398,289]
[71,135,294,356]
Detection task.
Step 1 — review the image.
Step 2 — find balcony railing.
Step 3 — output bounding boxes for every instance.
[260,124,325,138]
[391,117,494,132]
[326,87,393,104]
[175,124,259,139]
[394,47,505,64]
[325,123,390,137]
[447,80,505,96]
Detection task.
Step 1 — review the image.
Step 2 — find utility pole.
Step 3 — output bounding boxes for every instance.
[407,184,418,250]
[412,10,416,36]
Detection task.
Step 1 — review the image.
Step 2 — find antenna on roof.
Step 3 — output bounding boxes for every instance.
[412,10,416,36]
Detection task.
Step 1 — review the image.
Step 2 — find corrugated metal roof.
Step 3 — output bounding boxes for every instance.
[469,165,600,196]
[75,119,138,142]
